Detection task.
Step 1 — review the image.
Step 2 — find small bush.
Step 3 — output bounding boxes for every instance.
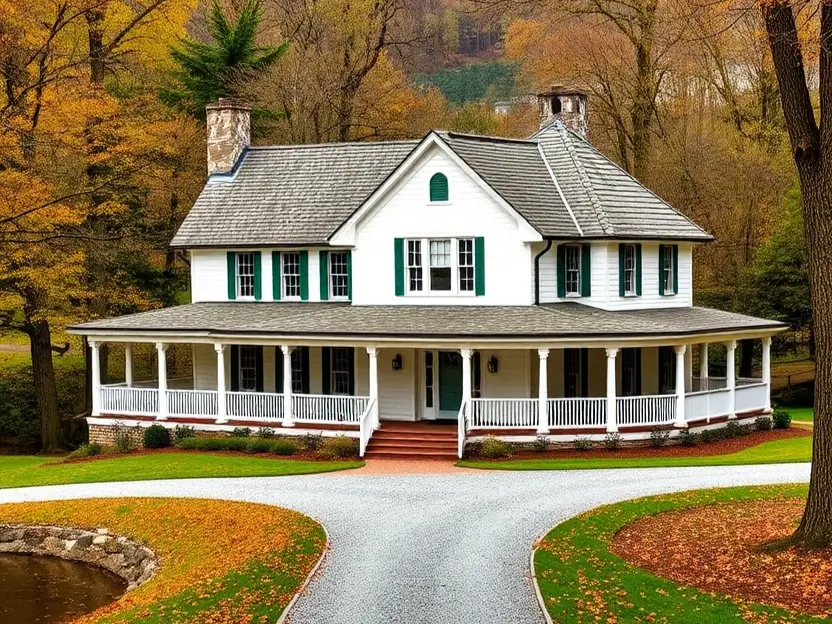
[317,436,359,459]
[573,437,592,451]
[301,433,323,451]
[532,436,549,453]
[257,427,276,438]
[68,442,103,460]
[143,424,171,449]
[755,416,773,431]
[246,437,273,453]
[724,421,742,439]
[231,427,251,437]
[112,422,134,453]
[270,439,298,456]
[173,425,196,442]
[649,428,670,448]
[677,429,700,447]
[772,408,792,430]
[603,432,621,451]
[477,437,513,459]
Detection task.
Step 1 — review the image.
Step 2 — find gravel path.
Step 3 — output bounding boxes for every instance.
[0,463,810,624]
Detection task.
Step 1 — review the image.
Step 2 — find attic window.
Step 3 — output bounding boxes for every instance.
[552,97,562,114]
[429,173,449,202]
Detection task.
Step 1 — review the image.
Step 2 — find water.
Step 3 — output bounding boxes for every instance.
[0,553,126,623]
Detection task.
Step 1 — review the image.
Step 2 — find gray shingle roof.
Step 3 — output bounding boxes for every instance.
[71,302,783,338]
[171,125,712,248]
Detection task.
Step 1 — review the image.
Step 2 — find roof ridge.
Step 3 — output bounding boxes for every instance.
[443,131,537,145]
[248,140,420,151]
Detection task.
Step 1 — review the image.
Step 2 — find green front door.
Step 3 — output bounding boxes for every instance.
[438,351,463,413]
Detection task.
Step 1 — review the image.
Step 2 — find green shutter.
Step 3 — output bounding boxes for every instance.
[635,244,642,296]
[255,346,264,392]
[474,236,485,296]
[346,251,353,300]
[658,245,666,296]
[299,251,309,301]
[321,347,331,395]
[429,173,449,202]
[394,238,405,296]
[253,251,262,300]
[618,243,626,297]
[580,244,591,297]
[556,244,566,298]
[272,251,281,300]
[673,245,679,295]
[227,252,237,300]
[230,345,239,391]
[319,250,329,301]
[275,347,284,393]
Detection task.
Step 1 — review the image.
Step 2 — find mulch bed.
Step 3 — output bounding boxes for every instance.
[52,446,356,466]
[611,498,832,616]
[499,427,810,461]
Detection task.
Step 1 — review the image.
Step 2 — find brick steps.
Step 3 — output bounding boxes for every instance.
[364,421,458,460]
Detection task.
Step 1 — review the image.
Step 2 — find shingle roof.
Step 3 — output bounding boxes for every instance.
[71,302,783,338]
[171,125,712,248]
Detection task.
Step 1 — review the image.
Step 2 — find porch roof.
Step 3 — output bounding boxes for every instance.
[70,302,785,340]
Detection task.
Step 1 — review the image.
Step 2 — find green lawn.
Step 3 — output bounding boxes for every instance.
[0,453,363,489]
[535,484,814,623]
[459,435,812,470]
[788,406,814,422]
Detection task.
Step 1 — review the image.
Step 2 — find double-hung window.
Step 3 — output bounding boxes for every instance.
[565,244,581,296]
[330,347,352,395]
[329,252,349,299]
[405,238,476,295]
[238,345,259,392]
[429,239,452,291]
[458,239,475,292]
[236,253,255,298]
[290,349,305,394]
[282,252,301,299]
[662,245,675,295]
[407,240,423,292]
[659,346,676,394]
[564,348,584,398]
[623,244,637,296]
[621,348,641,397]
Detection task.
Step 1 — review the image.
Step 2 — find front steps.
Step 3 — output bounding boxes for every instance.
[364,422,458,460]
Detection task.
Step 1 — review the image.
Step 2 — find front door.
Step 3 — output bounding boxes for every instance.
[438,351,463,415]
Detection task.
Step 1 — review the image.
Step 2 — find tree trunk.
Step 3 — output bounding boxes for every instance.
[29,319,64,452]
[86,8,107,85]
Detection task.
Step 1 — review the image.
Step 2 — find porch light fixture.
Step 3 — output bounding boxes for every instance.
[392,353,403,371]
[487,355,499,374]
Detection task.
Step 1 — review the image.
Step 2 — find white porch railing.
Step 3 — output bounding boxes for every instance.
[226,391,284,420]
[358,397,377,458]
[167,389,218,418]
[292,394,369,424]
[690,376,727,392]
[685,388,732,422]
[548,398,606,428]
[616,395,676,426]
[457,399,469,458]
[469,398,538,428]
[735,381,768,413]
[101,386,158,416]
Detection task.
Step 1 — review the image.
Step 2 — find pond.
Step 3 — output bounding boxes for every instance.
[0,553,126,623]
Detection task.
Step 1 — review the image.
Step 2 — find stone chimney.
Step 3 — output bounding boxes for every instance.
[206,98,252,176]
[538,86,588,138]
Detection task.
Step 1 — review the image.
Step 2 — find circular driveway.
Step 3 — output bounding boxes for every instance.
[0,463,810,624]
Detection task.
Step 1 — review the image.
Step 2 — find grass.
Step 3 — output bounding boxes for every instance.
[459,435,812,470]
[0,498,325,623]
[0,453,363,489]
[535,484,816,624]
[787,406,814,422]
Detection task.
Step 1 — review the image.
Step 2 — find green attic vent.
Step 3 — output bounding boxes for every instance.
[429,173,449,202]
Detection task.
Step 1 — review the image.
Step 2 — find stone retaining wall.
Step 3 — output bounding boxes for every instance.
[0,524,158,590]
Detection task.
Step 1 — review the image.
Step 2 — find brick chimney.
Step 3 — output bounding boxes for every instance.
[206,98,252,176]
[538,86,588,138]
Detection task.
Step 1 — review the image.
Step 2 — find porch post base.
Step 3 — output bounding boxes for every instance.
[281,420,296,428]
[727,413,737,420]
[673,419,688,429]
[156,415,168,422]
[215,418,228,425]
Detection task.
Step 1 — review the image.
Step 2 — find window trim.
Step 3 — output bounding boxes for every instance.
[404,237,476,296]
[237,345,259,393]
[661,244,676,296]
[281,251,301,300]
[235,252,255,300]
[329,251,350,300]
[329,347,352,396]
[564,244,582,297]
[623,244,637,297]
[406,239,424,293]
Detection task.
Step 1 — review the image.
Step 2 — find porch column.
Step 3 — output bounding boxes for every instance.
[537,349,549,434]
[124,344,133,388]
[90,341,102,417]
[282,346,294,427]
[726,340,737,419]
[156,342,168,421]
[605,347,618,433]
[214,343,227,424]
[367,347,380,429]
[674,345,687,428]
[461,348,472,405]
[762,336,772,412]
[699,343,709,389]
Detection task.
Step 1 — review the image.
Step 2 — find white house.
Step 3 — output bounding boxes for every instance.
[71,88,785,459]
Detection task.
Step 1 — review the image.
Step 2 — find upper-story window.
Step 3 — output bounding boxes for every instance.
[227,251,261,301]
[330,251,349,298]
[618,243,641,297]
[458,238,475,292]
[429,239,452,290]
[623,244,637,295]
[429,172,449,202]
[565,244,581,295]
[396,237,484,297]
[660,244,677,296]
[236,252,255,298]
[282,252,301,299]
[407,240,423,291]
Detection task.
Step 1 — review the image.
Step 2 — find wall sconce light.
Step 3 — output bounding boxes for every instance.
[487,355,499,374]
[392,353,403,371]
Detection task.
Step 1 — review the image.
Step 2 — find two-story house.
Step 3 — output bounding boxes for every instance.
[72,87,785,459]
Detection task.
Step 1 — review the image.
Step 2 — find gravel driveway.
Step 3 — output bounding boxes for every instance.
[0,463,810,624]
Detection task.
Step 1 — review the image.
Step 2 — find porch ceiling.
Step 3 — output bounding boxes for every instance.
[70,302,785,341]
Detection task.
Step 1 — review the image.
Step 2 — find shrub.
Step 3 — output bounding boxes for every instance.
[573,437,592,451]
[256,427,276,438]
[317,436,359,459]
[724,421,742,439]
[67,442,103,460]
[143,424,171,449]
[231,427,251,437]
[173,425,196,442]
[700,428,716,444]
[677,429,700,447]
[532,436,549,453]
[649,428,670,448]
[755,416,773,431]
[477,437,513,459]
[112,422,135,453]
[246,437,273,453]
[603,432,621,451]
[301,433,323,451]
[270,439,298,456]
[772,408,792,430]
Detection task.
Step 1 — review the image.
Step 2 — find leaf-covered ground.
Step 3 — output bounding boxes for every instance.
[613,498,831,616]
[0,498,326,623]
[534,485,824,623]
